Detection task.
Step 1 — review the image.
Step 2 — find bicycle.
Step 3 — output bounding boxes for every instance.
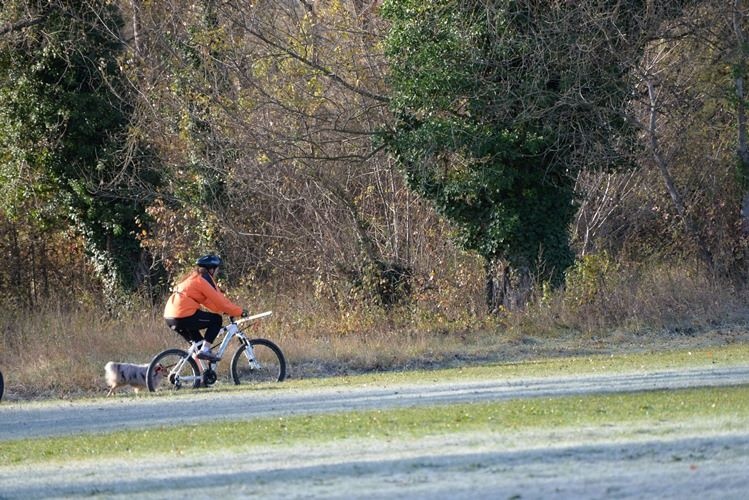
[146,311,286,392]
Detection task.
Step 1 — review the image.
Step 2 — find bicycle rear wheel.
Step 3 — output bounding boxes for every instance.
[147,348,201,392]
[231,338,286,384]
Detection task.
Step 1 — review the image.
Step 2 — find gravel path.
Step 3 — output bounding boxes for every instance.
[1,365,748,499]
[2,365,749,441]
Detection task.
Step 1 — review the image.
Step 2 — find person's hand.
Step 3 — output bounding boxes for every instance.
[241,308,249,318]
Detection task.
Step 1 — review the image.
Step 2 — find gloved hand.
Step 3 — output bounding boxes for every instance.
[241,308,249,318]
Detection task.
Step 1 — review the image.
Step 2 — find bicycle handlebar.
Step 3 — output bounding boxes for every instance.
[230,310,273,325]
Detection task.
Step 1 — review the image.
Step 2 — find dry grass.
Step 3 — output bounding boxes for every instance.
[1,257,748,401]
[0,302,167,399]
[505,258,749,339]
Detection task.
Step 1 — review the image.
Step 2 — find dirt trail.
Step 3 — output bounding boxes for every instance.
[1,365,748,499]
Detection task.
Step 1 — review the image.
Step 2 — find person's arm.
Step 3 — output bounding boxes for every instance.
[198,279,243,316]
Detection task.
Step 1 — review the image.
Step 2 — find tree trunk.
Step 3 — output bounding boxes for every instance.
[485,258,532,314]
[734,0,749,236]
[485,259,507,314]
[131,0,141,55]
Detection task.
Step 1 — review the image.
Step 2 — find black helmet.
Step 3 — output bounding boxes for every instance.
[196,254,222,268]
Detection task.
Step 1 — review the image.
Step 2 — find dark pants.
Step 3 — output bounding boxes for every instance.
[165,310,222,345]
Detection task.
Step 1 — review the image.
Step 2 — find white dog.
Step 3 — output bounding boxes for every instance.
[105,361,163,396]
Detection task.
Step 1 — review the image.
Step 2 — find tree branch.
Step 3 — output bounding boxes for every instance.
[244,25,390,104]
[0,16,47,37]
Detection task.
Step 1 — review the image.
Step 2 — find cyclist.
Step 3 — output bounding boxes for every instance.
[164,254,248,362]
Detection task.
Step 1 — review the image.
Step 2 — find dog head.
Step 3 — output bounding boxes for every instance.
[152,363,165,381]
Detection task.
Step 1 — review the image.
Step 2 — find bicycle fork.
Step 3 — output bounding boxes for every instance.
[238,336,259,369]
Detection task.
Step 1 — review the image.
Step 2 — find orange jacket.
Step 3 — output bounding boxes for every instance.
[163,272,243,319]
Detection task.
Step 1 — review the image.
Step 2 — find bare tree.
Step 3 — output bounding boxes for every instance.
[644,74,714,270]
[119,0,438,305]
[571,1,745,276]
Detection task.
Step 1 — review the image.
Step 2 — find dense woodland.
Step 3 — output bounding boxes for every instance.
[2,0,749,325]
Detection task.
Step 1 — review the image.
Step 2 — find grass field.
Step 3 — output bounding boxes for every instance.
[2,385,748,465]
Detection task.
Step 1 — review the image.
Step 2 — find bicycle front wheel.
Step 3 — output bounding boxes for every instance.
[147,348,201,392]
[231,338,286,384]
